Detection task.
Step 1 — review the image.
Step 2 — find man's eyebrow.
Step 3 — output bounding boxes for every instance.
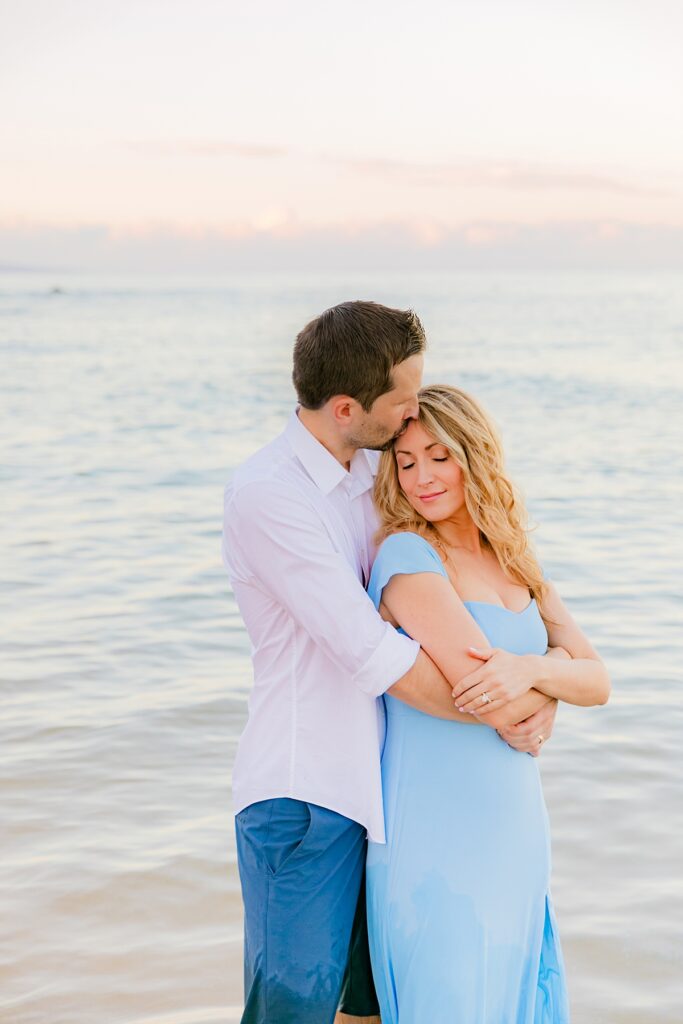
[395,442,441,455]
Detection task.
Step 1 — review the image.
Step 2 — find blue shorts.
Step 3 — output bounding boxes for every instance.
[235,798,377,1023]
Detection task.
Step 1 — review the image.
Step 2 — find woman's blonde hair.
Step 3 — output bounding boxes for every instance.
[374,384,547,606]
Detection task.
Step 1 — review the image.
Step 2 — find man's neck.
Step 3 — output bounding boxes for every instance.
[297,407,354,470]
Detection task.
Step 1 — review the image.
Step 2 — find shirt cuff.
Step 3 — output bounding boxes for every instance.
[352,622,420,698]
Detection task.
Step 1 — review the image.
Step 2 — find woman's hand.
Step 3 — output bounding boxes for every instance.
[452,648,539,714]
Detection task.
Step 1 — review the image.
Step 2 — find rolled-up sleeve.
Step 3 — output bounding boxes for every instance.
[223,479,419,697]
[351,620,420,697]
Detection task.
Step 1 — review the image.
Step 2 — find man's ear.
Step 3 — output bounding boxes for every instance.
[328,395,360,427]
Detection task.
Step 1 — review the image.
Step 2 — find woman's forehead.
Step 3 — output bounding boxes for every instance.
[394,420,443,454]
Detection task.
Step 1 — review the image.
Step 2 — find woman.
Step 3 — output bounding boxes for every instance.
[365,385,609,1023]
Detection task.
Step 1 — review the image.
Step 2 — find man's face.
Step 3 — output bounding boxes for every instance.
[348,353,423,451]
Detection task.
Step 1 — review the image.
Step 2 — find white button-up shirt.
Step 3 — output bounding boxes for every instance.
[222,410,419,842]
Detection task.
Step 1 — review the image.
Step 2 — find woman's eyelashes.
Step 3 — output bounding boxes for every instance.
[399,457,448,472]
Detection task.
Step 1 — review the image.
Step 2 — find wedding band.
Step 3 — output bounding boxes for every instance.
[537,734,545,744]
[481,692,491,705]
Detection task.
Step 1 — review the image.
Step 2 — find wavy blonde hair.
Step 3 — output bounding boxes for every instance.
[374,384,548,607]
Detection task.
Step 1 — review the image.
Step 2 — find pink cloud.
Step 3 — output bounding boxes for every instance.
[126,140,288,159]
[339,157,662,197]
[2,218,683,272]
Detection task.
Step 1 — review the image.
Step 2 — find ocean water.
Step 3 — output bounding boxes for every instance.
[1,269,682,1024]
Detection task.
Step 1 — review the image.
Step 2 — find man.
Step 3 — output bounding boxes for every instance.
[222,301,557,1023]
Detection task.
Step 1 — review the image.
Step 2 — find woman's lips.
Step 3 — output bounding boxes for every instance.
[418,491,446,502]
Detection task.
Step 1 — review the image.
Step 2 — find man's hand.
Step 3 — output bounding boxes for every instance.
[496,698,558,756]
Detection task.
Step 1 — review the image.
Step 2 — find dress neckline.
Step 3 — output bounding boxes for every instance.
[463,598,536,616]
[388,533,537,616]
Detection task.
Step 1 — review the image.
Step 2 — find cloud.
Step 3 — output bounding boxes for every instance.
[339,157,663,197]
[125,140,288,159]
[118,143,659,200]
[2,218,683,273]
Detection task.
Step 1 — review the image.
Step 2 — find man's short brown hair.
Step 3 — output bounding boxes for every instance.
[292,300,426,412]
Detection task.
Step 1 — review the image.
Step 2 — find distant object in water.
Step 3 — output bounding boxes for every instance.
[49,286,64,295]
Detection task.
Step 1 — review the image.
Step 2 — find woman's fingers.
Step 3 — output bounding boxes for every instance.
[457,685,502,714]
[454,681,486,709]
[452,666,488,701]
[452,649,498,700]
[467,646,494,661]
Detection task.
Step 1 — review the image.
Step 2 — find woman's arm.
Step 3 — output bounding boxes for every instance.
[530,581,610,705]
[453,581,610,713]
[380,570,552,729]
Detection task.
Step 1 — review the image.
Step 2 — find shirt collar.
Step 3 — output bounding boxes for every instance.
[285,410,378,497]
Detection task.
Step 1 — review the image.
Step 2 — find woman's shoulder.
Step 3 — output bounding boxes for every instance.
[368,531,447,608]
[373,531,446,574]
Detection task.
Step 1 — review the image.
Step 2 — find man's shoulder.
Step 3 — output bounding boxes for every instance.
[224,431,307,510]
[229,435,286,486]
[223,434,306,564]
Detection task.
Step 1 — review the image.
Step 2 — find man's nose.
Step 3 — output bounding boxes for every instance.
[406,400,420,421]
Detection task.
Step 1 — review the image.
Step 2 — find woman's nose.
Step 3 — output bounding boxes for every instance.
[416,461,434,485]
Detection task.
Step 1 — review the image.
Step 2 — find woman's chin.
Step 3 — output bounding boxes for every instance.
[412,506,445,524]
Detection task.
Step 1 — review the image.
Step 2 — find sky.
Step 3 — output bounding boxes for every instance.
[2,0,683,270]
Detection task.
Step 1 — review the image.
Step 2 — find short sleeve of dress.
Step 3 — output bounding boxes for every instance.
[367,532,448,610]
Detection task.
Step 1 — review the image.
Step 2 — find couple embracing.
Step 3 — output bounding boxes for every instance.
[222,301,609,1023]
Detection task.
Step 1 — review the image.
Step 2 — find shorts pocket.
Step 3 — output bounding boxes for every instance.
[262,799,314,878]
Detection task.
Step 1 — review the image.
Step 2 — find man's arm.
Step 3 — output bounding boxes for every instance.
[223,479,421,697]
[465,647,569,756]
[390,646,552,726]
[496,699,559,757]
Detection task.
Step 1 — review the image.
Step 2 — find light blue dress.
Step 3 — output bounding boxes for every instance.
[366,532,569,1023]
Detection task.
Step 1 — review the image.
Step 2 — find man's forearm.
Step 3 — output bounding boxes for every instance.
[388,650,478,724]
[389,647,557,729]
[388,649,559,757]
